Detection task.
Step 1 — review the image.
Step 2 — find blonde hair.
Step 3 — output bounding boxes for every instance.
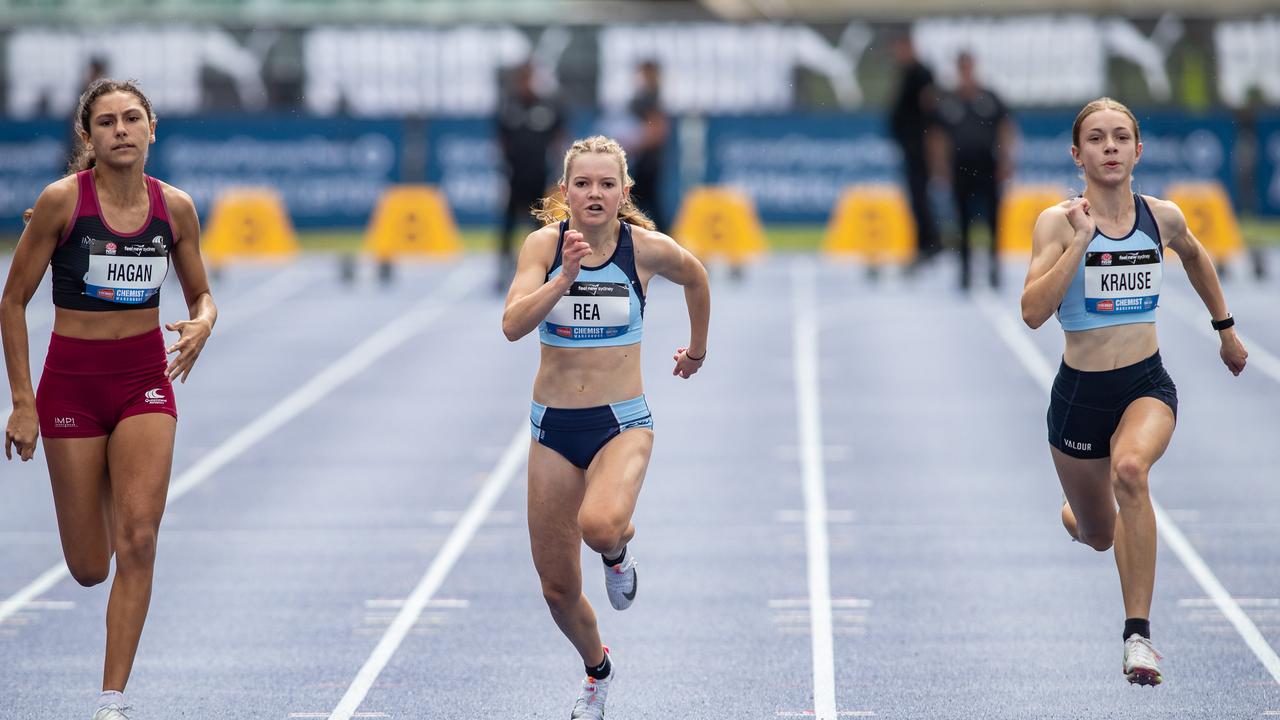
[1072,97,1140,148]
[533,135,657,231]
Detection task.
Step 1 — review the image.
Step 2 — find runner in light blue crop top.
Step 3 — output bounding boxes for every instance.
[539,220,645,347]
[1056,193,1163,332]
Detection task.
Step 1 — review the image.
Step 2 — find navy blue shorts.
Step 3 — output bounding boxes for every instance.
[1047,351,1177,460]
[530,395,653,470]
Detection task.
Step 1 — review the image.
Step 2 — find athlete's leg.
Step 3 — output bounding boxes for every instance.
[43,436,113,587]
[1109,397,1175,621]
[580,429,653,558]
[528,441,605,667]
[1051,447,1114,551]
[101,413,175,692]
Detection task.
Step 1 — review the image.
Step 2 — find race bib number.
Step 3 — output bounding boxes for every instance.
[1084,249,1161,314]
[544,281,630,340]
[83,237,169,305]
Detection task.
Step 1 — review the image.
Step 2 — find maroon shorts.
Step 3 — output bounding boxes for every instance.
[36,328,178,439]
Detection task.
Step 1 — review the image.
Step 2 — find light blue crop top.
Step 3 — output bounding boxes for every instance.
[1056,194,1163,333]
[539,221,646,347]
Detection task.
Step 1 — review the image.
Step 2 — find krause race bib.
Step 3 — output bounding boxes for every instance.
[1084,248,1161,314]
[544,281,631,341]
[83,236,169,305]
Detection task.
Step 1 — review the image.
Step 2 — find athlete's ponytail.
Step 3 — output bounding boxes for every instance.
[533,136,657,232]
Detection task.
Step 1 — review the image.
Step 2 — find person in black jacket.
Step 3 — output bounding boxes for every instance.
[889,34,942,266]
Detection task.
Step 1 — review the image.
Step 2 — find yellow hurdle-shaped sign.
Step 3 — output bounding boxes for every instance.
[671,186,767,263]
[823,184,915,265]
[202,187,299,265]
[996,184,1072,257]
[1165,181,1244,263]
[363,185,462,260]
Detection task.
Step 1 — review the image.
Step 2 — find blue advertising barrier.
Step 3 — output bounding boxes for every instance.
[1256,115,1280,217]
[0,117,404,232]
[1016,111,1237,203]
[0,110,1262,234]
[702,114,899,224]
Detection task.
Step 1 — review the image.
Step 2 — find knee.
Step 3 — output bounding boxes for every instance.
[540,579,580,614]
[67,560,110,588]
[578,516,625,556]
[1077,530,1114,552]
[1112,456,1150,503]
[113,525,158,570]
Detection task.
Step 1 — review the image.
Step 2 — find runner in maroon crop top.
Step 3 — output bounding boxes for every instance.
[1,79,217,720]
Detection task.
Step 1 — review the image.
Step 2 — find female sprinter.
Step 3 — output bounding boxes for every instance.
[502,136,710,718]
[1020,97,1247,685]
[2,79,217,720]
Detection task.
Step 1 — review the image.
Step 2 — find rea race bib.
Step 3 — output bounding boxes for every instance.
[544,281,631,341]
[1084,248,1161,314]
[83,237,169,305]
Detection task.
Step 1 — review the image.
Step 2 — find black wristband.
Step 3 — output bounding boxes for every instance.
[1210,314,1235,332]
[685,349,705,362]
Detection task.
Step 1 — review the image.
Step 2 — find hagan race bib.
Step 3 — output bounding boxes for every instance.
[544,281,631,341]
[1084,248,1161,314]
[83,236,169,305]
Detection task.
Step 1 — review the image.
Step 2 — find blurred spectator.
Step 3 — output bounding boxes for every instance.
[889,34,942,267]
[937,51,1015,290]
[628,61,670,232]
[496,61,564,289]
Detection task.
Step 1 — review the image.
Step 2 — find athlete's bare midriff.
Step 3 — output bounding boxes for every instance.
[53,306,160,340]
[533,343,643,408]
[1063,322,1159,371]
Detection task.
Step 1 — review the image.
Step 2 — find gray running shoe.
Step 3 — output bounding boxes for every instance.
[604,554,638,611]
[571,655,614,719]
[1123,634,1163,686]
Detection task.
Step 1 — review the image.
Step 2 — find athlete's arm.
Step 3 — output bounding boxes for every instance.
[502,225,590,341]
[163,186,216,384]
[637,229,709,379]
[1150,197,1247,376]
[1020,199,1091,329]
[2,180,73,460]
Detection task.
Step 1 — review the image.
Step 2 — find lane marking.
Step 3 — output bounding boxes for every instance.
[792,258,839,720]
[1159,293,1280,386]
[974,289,1280,686]
[0,263,479,627]
[327,423,529,720]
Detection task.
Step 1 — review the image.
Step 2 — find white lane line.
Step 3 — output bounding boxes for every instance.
[1159,293,1280,386]
[0,262,480,626]
[791,258,839,720]
[974,289,1280,686]
[327,422,529,720]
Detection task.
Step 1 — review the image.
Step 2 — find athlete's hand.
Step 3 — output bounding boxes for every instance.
[165,318,212,383]
[672,347,705,379]
[559,230,592,284]
[1219,329,1248,376]
[1065,197,1095,241]
[4,406,39,462]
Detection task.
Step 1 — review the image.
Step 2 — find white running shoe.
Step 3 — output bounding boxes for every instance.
[1123,634,1163,686]
[571,652,614,719]
[604,553,638,611]
[92,704,132,720]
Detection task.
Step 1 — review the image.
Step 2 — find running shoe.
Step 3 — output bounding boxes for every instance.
[603,553,638,611]
[571,652,614,719]
[92,704,132,720]
[1123,634,1163,686]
